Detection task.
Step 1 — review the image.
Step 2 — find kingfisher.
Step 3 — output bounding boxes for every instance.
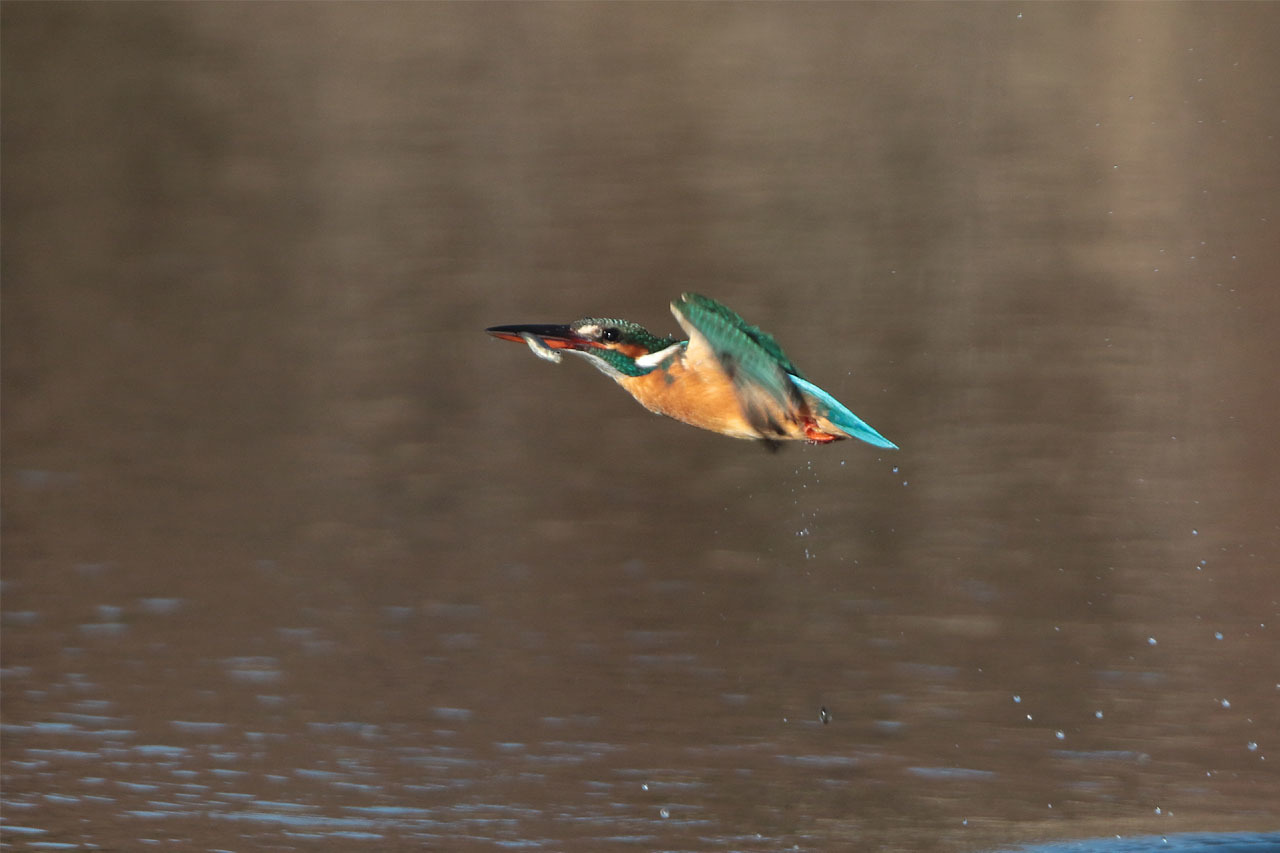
[486,292,897,450]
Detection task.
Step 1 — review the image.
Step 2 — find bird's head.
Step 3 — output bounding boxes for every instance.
[486,317,683,378]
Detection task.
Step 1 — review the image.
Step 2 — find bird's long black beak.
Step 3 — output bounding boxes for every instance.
[485,323,592,351]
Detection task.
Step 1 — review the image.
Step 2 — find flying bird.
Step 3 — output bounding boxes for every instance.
[486,293,896,450]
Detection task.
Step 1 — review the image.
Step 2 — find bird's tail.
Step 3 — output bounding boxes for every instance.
[791,376,898,450]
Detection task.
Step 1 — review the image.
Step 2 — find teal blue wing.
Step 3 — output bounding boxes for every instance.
[674,293,807,379]
[791,375,898,449]
[671,293,805,437]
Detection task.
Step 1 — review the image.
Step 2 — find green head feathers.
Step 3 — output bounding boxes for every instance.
[569,317,682,377]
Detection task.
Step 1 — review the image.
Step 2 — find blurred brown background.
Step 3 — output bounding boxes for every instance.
[3,4,1278,851]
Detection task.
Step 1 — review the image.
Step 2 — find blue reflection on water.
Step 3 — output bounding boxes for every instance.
[999,831,1280,853]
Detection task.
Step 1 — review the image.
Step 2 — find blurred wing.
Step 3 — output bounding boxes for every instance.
[791,376,898,449]
[671,293,805,437]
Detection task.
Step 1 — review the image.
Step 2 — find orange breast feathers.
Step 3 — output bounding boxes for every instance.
[617,355,764,440]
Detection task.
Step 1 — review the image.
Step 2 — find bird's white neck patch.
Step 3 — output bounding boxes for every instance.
[634,342,684,369]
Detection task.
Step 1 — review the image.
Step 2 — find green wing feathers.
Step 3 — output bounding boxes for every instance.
[674,293,806,379]
[672,293,806,437]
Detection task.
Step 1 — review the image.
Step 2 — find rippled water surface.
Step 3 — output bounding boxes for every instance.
[3,4,1278,851]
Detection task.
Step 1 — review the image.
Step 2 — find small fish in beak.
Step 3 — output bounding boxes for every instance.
[521,332,562,364]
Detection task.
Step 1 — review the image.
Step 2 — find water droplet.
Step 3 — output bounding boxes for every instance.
[1247,741,1258,752]
[660,807,670,819]
[1012,695,1021,704]
[1095,710,1104,719]
[1221,698,1231,708]
[1055,730,1065,740]
[1147,636,1158,646]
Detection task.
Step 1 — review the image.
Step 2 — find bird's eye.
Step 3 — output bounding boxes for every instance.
[601,327,621,343]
